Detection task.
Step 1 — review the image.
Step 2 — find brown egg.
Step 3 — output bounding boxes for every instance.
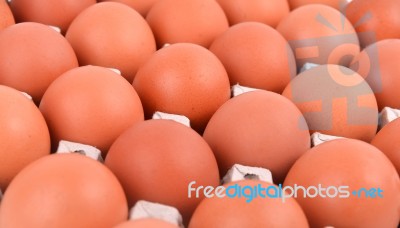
[105,119,220,223]
[209,22,296,93]
[0,1,14,30]
[282,64,378,142]
[9,0,95,33]
[98,0,159,16]
[146,0,229,48]
[189,180,309,228]
[346,0,400,48]
[114,219,179,228]
[0,153,128,228]
[277,4,359,69]
[288,0,348,10]
[216,0,289,27]
[203,90,310,184]
[39,65,144,154]
[284,139,400,227]
[0,86,50,191]
[133,43,230,133]
[0,22,79,103]
[371,118,400,176]
[66,2,156,82]
[350,39,400,110]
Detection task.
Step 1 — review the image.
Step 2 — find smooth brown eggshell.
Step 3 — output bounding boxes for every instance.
[0,85,50,191]
[114,219,179,228]
[282,64,378,142]
[346,0,400,48]
[216,0,290,27]
[66,2,156,82]
[0,153,128,228]
[284,139,400,227]
[98,0,159,16]
[146,0,229,48]
[277,4,359,69]
[133,43,231,133]
[39,65,144,154]
[209,22,296,93]
[288,0,348,10]
[350,39,400,110]
[105,119,220,223]
[0,1,14,30]
[9,0,95,33]
[203,90,310,184]
[0,22,79,103]
[371,118,400,176]
[189,180,309,228]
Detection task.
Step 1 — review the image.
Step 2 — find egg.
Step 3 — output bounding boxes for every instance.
[350,39,400,110]
[0,153,128,228]
[189,180,309,228]
[0,22,79,103]
[39,65,144,154]
[209,22,296,93]
[0,86,50,191]
[282,64,378,142]
[105,119,220,223]
[66,2,156,82]
[9,0,95,33]
[203,90,310,184]
[216,0,289,27]
[0,0,14,30]
[98,0,159,16]
[288,0,348,10]
[114,219,179,228]
[284,139,400,227]
[346,0,400,48]
[277,4,359,69]
[371,118,400,176]
[146,0,229,48]
[133,43,230,133]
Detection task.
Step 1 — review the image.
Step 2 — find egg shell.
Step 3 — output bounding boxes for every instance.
[288,0,349,10]
[203,90,310,184]
[66,2,156,82]
[114,219,179,228]
[284,139,400,227]
[39,65,144,154]
[105,119,220,223]
[371,118,400,176]
[216,0,290,27]
[0,0,14,30]
[0,22,79,103]
[0,153,128,228]
[188,180,309,228]
[346,0,400,48]
[9,0,95,33]
[209,22,296,93]
[350,39,400,110]
[98,0,159,16]
[277,4,359,69]
[282,64,378,142]
[133,43,231,133]
[146,0,229,48]
[0,86,50,190]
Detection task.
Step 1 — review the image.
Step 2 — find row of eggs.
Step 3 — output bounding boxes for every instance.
[0,0,400,227]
